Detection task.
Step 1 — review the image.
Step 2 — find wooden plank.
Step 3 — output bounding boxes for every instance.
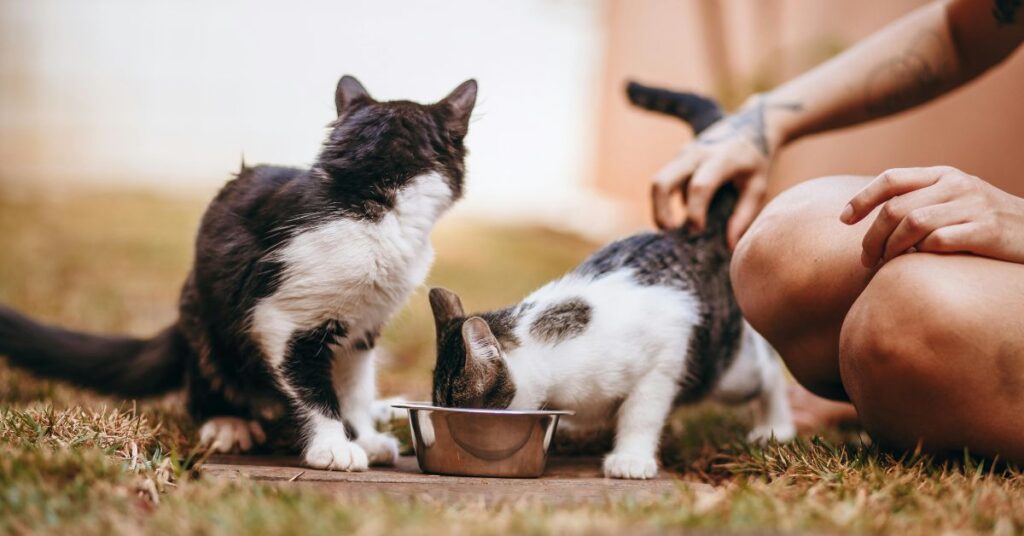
[203,455,704,505]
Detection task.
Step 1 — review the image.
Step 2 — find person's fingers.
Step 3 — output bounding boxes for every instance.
[726,174,767,249]
[652,149,702,186]
[686,159,736,231]
[842,167,945,225]
[881,201,967,261]
[651,151,701,229]
[650,184,677,230]
[916,222,985,255]
[859,184,954,267]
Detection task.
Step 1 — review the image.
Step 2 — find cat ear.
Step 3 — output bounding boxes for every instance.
[462,317,501,362]
[438,79,477,138]
[335,75,371,116]
[429,287,465,334]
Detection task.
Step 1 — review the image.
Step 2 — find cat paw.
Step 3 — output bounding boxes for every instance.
[199,417,266,453]
[304,437,369,472]
[747,421,796,444]
[603,452,658,480]
[356,432,399,466]
[370,397,408,425]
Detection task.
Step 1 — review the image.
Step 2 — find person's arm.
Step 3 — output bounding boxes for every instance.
[767,0,1022,146]
[653,0,1024,247]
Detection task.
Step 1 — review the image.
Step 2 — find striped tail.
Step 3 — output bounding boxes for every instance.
[0,305,186,397]
[625,80,736,232]
[625,81,724,136]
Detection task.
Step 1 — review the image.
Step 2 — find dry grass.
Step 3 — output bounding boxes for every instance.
[1,190,1022,535]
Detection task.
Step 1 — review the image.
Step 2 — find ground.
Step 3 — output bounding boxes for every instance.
[1,190,1023,535]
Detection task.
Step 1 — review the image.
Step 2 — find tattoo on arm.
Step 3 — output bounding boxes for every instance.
[993,0,1023,25]
[696,97,803,157]
[863,31,951,117]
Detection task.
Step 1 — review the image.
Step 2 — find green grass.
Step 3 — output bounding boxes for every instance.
[1,190,1022,535]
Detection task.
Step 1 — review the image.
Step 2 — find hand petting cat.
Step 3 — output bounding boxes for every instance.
[652,0,1024,255]
[649,95,779,248]
[841,166,1024,267]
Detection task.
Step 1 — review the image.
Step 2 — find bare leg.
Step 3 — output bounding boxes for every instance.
[732,176,1024,461]
[788,383,859,434]
[732,176,877,400]
[840,253,1024,462]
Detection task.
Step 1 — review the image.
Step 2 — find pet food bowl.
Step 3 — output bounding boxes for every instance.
[392,402,573,478]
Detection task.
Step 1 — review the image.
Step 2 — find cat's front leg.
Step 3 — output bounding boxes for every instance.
[302,415,368,471]
[278,320,369,471]
[335,345,399,466]
[604,371,678,479]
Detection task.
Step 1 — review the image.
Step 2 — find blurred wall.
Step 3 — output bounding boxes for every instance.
[596,0,1024,230]
[0,0,611,231]
[3,1,1023,237]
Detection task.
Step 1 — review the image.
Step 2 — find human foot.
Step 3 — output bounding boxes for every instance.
[789,383,860,433]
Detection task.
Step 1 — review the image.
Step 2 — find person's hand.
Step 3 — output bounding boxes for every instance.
[841,166,1024,267]
[651,96,790,247]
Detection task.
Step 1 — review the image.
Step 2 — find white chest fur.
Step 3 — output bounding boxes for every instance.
[250,173,451,366]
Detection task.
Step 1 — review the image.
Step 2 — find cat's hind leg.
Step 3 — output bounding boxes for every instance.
[198,417,266,453]
[747,340,796,444]
[187,363,266,454]
[712,324,796,443]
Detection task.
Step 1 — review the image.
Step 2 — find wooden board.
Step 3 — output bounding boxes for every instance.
[203,455,706,504]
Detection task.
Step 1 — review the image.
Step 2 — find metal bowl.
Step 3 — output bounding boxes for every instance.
[392,403,573,478]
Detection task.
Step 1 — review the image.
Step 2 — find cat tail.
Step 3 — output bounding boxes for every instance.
[625,81,724,136]
[0,304,186,397]
[625,80,737,232]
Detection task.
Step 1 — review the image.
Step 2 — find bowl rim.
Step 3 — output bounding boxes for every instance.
[392,402,574,416]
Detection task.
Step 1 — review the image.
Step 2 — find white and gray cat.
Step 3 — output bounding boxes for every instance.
[428,82,795,480]
[0,75,476,472]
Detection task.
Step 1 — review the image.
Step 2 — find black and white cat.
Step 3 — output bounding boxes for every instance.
[428,82,794,480]
[0,75,477,471]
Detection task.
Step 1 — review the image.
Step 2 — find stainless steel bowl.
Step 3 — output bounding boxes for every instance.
[392,403,574,478]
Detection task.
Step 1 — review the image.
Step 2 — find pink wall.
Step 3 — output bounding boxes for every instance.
[594,0,1024,229]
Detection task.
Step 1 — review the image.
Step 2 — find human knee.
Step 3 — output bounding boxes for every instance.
[732,176,864,334]
[732,183,819,331]
[841,255,968,373]
[838,256,965,435]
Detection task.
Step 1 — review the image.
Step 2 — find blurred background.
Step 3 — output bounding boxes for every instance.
[2,0,1023,398]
